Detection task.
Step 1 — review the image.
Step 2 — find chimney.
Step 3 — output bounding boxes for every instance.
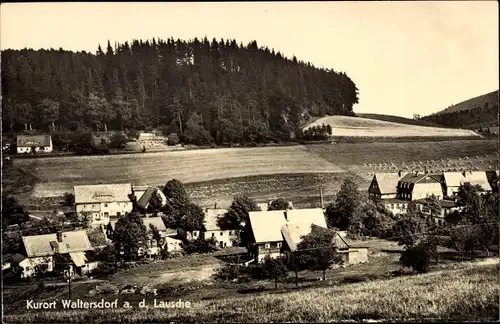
[214,202,217,209]
[56,231,63,243]
[398,170,402,177]
[462,171,466,177]
[415,170,419,176]
[424,166,427,174]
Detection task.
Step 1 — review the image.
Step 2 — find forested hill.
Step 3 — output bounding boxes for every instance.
[420,90,499,130]
[1,38,359,143]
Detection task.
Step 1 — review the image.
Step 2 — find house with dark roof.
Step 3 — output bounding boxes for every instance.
[16,135,53,154]
[368,172,407,200]
[74,183,133,226]
[20,230,94,278]
[136,187,168,211]
[397,172,443,201]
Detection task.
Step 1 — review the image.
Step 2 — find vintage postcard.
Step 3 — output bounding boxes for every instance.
[1,2,499,323]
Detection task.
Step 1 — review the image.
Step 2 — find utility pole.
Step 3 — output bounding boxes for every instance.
[319,187,324,209]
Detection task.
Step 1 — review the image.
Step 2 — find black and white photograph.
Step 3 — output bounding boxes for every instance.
[1,1,499,322]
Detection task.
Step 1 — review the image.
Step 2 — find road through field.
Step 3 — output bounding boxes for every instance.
[14,146,345,198]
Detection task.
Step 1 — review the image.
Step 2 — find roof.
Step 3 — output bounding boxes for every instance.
[204,208,229,231]
[443,171,492,191]
[142,217,167,232]
[285,208,327,228]
[69,252,86,267]
[373,173,404,194]
[22,231,93,258]
[17,135,51,147]
[464,171,492,191]
[136,187,167,209]
[108,217,168,233]
[3,253,27,264]
[249,210,287,243]
[400,173,439,184]
[74,183,132,204]
[333,232,350,250]
[281,222,317,251]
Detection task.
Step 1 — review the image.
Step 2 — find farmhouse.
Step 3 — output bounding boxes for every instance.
[397,172,443,201]
[333,231,369,266]
[368,172,406,200]
[74,183,133,226]
[249,210,287,262]
[20,231,94,278]
[202,208,239,248]
[16,135,53,154]
[381,198,409,215]
[137,132,167,148]
[441,171,492,198]
[106,217,178,256]
[248,208,328,263]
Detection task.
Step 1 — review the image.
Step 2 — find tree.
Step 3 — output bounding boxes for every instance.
[112,213,148,261]
[217,195,260,247]
[261,256,288,289]
[2,195,30,230]
[149,224,163,258]
[325,176,361,230]
[162,179,189,210]
[268,198,289,211]
[60,192,75,208]
[177,203,205,232]
[38,99,60,131]
[148,190,164,216]
[400,244,430,273]
[167,133,180,145]
[295,225,341,280]
[182,236,218,254]
[392,202,429,248]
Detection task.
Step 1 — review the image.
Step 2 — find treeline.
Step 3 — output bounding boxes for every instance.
[421,100,499,129]
[1,37,359,144]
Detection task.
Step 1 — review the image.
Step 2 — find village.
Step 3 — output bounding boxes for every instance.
[3,131,498,284]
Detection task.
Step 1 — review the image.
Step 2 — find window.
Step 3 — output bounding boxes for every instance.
[396,204,400,209]
[26,267,31,271]
[104,212,109,217]
[277,242,282,248]
[265,243,270,249]
[104,203,108,207]
[228,231,232,235]
[391,204,394,209]
[117,212,121,217]
[220,232,223,236]
[194,232,198,237]
[212,233,215,237]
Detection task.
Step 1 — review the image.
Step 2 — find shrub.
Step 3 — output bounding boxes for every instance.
[400,245,430,273]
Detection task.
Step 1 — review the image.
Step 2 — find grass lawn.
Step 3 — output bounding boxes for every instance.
[5,257,498,323]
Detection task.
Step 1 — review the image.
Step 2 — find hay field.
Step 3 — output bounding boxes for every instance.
[11,139,497,204]
[13,146,344,198]
[304,115,479,137]
[5,260,498,323]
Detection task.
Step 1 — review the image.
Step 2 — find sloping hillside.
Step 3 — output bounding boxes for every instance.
[356,113,440,127]
[303,115,479,138]
[421,90,499,129]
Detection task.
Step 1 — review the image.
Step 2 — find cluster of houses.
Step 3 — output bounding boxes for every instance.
[368,169,499,225]
[13,131,170,155]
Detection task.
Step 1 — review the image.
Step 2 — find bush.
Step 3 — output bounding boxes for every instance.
[400,245,430,273]
[91,263,117,277]
[108,133,128,149]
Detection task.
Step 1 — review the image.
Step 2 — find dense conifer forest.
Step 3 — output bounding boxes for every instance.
[1,37,359,144]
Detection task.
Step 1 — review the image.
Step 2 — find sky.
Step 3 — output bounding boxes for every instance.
[1,2,498,118]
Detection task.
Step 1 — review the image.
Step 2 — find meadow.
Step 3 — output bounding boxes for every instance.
[11,139,498,208]
[304,115,479,137]
[4,257,498,323]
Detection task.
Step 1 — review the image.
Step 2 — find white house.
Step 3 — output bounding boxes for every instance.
[16,135,53,154]
[202,208,239,248]
[442,171,492,198]
[397,172,443,201]
[74,183,133,226]
[20,231,94,278]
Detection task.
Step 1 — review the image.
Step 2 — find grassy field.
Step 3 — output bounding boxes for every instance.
[4,254,498,323]
[304,115,479,137]
[9,139,498,208]
[356,113,441,127]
